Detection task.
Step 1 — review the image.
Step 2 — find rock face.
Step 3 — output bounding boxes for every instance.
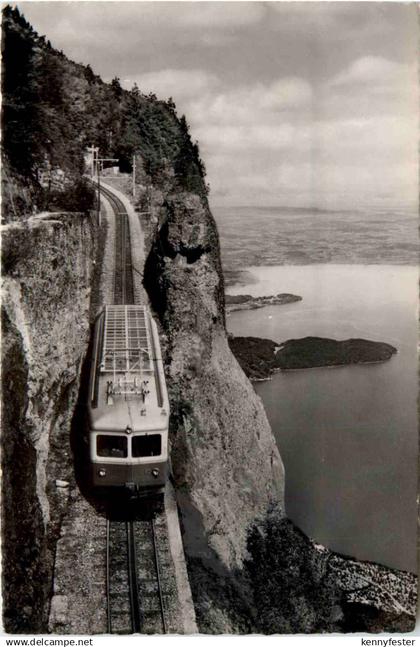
[329,552,416,632]
[226,293,301,313]
[144,193,285,629]
[2,213,96,632]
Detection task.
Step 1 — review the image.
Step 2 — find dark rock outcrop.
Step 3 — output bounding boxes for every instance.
[1,213,96,632]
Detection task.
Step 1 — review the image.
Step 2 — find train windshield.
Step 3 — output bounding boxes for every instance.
[132,434,161,457]
[97,435,128,458]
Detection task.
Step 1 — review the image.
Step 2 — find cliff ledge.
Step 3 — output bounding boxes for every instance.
[2,212,96,632]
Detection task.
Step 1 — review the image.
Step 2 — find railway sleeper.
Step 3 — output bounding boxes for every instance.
[139,583,160,596]
[142,602,164,614]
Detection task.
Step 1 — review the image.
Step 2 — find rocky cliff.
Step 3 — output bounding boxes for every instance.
[143,192,285,630]
[2,213,96,632]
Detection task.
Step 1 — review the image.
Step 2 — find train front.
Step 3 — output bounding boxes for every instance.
[87,305,169,496]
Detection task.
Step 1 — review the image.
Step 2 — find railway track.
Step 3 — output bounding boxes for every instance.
[99,184,135,305]
[100,183,169,634]
[106,516,168,634]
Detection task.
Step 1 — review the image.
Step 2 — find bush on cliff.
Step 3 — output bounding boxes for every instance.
[244,507,343,633]
[45,178,96,213]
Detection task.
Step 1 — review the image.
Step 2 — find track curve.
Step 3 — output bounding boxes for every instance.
[100,184,135,306]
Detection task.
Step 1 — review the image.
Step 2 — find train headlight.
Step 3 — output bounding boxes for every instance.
[98,468,106,477]
[152,468,159,478]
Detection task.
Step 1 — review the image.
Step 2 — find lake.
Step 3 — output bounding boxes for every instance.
[214,205,418,285]
[226,263,418,573]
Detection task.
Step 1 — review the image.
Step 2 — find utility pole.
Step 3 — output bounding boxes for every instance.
[87,144,99,178]
[133,154,136,199]
[97,158,101,227]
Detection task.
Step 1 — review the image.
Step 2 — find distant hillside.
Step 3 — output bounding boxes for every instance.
[1,5,207,222]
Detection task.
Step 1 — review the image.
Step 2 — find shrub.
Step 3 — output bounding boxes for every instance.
[244,506,343,633]
[47,178,95,213]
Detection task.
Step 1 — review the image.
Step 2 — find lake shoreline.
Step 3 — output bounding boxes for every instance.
[225,292,302,313]
[225,263,417,573]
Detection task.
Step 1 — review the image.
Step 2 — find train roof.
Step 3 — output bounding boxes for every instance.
[102,305,154,375]
[88,305,169,432]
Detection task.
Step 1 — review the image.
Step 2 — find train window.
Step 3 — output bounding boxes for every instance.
[132,434,161,457]
[97,435,127,458]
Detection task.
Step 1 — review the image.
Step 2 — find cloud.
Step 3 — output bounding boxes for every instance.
[267,2,415,51]
[187,77,313,130]
[178,63,416,208]
[180,2,265,28]
[195,97,417,208]
[329,56,415,88]
[269,2,357,28]
[196,123,311,156]
[260,78,313,110]
[321,55,417,127]
[20,1,265,54]
[17,1,417,209]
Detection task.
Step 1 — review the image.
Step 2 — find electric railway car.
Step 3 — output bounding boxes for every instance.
[87,305,169,495]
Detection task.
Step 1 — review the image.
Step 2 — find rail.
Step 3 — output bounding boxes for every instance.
[151,517,168,633]
[106,517,168,634]
[99,184,135,305]
[127,521,142,632]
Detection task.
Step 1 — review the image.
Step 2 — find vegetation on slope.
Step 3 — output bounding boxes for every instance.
[229,335,397,379]
[228,336,279,380]
[1,5,207,222]
[244,507,343,633]
[276,337,397,369]
[244,506,416,633]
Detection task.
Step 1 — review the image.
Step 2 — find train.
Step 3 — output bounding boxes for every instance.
[86,304,169,496]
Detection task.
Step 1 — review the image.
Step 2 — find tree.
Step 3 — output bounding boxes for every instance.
[131,82,140,98]
[84,64,95,85]
[174,115,206,194]
[2,7,43,176]
[166,96,177,114]
[110,76,123,100]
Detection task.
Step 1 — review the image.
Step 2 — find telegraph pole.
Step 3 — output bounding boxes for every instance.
[87,144,99,178]
[97,158,101,226]
[132,154,136,199]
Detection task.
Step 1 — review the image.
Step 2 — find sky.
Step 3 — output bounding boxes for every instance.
[16,1,419,209]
